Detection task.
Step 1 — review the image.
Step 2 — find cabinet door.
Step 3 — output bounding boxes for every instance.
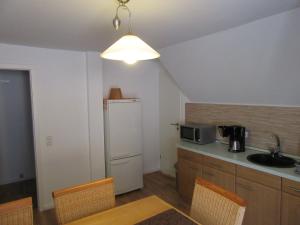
[281,192,300,225]
[178,158,201,202]
[202,166,235,192]
[236,177,281,225]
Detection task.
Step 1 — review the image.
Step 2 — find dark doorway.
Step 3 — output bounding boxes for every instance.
[0,70,37,207]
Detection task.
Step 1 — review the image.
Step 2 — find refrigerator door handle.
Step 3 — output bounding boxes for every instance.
[111,154,136,160]
[111,159,130,166]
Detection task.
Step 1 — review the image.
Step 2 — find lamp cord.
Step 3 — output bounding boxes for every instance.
[115,2,132,34]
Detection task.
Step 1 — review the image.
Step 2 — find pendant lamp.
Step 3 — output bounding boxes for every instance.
[101,0,160,64]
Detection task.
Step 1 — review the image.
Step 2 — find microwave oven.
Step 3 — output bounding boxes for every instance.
[180,123,216,144]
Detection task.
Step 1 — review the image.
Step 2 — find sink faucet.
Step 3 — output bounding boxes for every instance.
[270,134,281,157]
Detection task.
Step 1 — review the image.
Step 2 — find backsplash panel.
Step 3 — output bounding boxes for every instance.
[186,103,300,156]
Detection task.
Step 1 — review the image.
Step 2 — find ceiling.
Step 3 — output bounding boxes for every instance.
[160,6,300,105]
[0,0,299,51]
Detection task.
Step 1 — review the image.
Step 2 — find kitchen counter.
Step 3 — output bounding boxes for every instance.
[177,141,300,182]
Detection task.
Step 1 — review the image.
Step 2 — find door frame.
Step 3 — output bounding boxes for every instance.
[0,64,43,211]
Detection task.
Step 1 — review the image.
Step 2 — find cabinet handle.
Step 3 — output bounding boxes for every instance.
[203,171,214,177]
[237,183,253,192]
[208,162,222,169]
[112,154,132,160]
[189,166,198,171]
[111,160,130,166]
[287,186,300,192]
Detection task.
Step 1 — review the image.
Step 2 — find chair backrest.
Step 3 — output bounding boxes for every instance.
[52,177,115,225]
[0,197,33,225]
[191,178,246,225]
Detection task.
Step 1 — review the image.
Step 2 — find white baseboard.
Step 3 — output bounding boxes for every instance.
[143,167,160,174]
[39,202,54,212]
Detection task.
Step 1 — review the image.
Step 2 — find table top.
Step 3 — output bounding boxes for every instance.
[66,195,200,225]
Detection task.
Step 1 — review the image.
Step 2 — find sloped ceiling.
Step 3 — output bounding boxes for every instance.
[0,0,299,51]
[160,8,300,105]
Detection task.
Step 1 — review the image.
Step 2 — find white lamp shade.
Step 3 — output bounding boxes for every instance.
[101,35,160,64]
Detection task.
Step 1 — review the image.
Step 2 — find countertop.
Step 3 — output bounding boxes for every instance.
[177,141,300,183]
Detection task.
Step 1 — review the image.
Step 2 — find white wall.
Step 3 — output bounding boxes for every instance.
[103,60,160,174]
[0,70,35,185]
[86,52,106,180]
[160,7,300,106]
[0,43,105,210]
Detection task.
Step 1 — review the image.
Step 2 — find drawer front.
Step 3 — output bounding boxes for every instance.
[202,166,235,192]
[178,148,202,164]
[237,165,281,190]
[111,155,143,195]
[202,155,235,174]
[282,178,300,197]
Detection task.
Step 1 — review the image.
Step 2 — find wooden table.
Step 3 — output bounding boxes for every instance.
[66,195,200,225]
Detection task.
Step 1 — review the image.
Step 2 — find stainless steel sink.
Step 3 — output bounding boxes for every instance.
[247,153,296,168]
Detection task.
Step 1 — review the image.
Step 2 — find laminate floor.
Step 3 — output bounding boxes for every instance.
[34,172,190,225]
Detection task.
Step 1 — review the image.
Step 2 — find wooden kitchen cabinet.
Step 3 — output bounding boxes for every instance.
[178,148,202,164]
[202,166,235,192]
[202,155,236,174]
[177,158,202,202]
[236,177,281,225]
[177,147,300,225]
[282,178,300,197]
[237,165,281,190]
[281,178,300,225]
[281,193,300,225]
[177,148,235,201]
[177,149,203,201]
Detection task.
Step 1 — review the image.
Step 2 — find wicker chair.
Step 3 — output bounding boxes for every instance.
[191,178,246,225]
[0,197,33,225]
[52,177,115,225]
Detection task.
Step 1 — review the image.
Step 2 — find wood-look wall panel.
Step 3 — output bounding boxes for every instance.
[186,103,300,156]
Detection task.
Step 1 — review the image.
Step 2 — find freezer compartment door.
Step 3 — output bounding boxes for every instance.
[107,101,142,160]
[110,155,143,195]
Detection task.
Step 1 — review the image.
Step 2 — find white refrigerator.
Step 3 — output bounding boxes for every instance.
[104,99,143,194]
